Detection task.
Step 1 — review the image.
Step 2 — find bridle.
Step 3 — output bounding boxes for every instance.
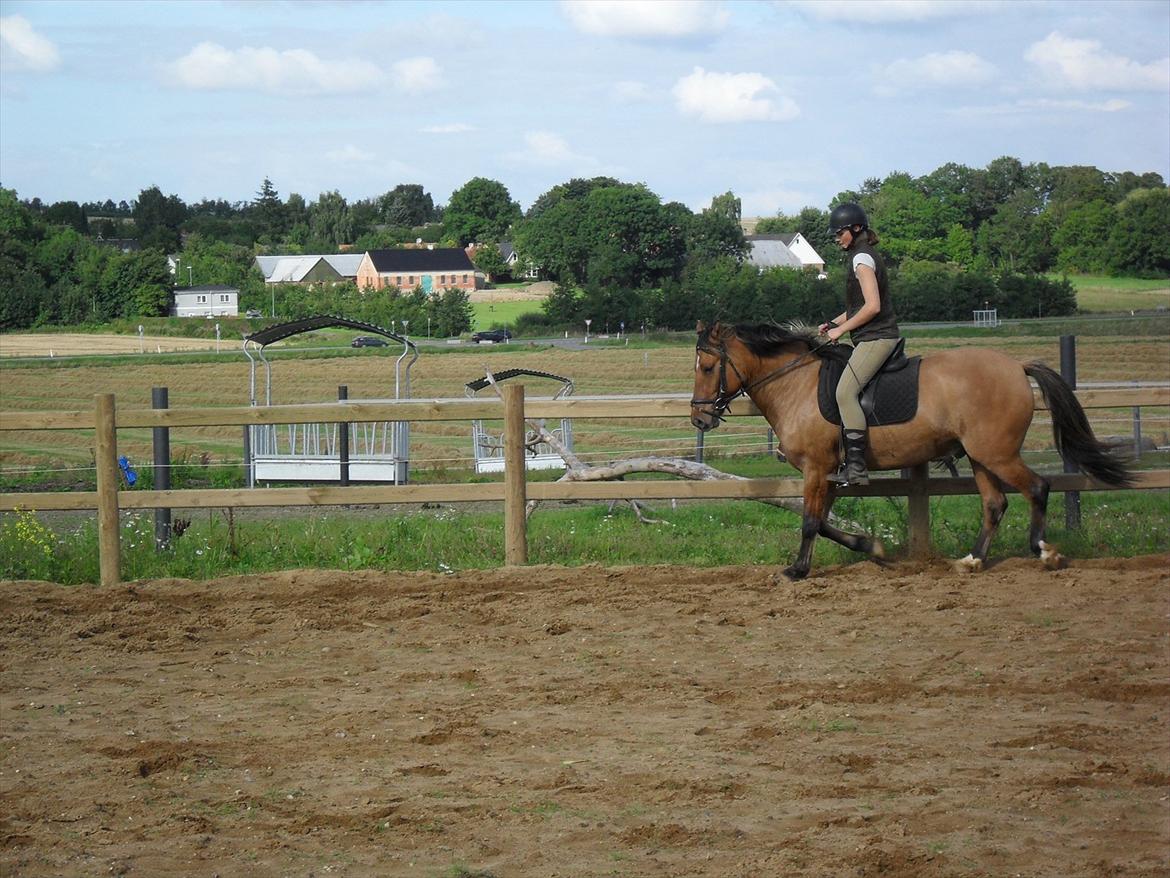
[690,333,828,425]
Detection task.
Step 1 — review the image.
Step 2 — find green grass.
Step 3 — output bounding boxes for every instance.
[471,299,544,331]
[1051,274,1170,313]
[2,487,1165,585]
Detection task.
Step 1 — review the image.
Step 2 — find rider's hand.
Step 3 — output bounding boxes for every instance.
[826,325,846,343]
[818,322,832,335]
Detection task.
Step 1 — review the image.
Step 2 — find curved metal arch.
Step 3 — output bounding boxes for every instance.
[464,368,574,400]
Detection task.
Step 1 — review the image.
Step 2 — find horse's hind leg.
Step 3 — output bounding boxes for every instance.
[987,455,1061,569]
[954,461,1007,573]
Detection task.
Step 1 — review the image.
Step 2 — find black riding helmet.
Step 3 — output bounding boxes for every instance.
[828,202,868,234]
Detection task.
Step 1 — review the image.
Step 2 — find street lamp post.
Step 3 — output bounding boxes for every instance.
[271,286,275,320]
[187,266,193,286]
[401,320,409,338]
[584,318,592,343]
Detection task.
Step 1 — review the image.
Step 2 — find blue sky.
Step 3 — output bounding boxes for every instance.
[1,0,1167,217]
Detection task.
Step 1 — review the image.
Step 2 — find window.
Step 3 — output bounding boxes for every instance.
[440,275,446,284]
[218,294,230,303]
[462,274,469,283]
[196,295,208,304]
[408,276,414,285]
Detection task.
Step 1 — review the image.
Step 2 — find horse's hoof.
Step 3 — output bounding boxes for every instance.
[953,554,983,573]
[1039,540,1065,570]
[782,565,808,581]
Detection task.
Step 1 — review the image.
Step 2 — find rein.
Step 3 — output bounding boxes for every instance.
[690,336,831,423]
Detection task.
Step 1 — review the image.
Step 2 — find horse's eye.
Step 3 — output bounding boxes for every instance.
[702,365,715,374]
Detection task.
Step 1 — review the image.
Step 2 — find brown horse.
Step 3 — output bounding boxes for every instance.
[690,321,1133,579]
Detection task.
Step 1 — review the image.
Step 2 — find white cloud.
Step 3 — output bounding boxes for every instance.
[167,42,381,95]
[392,56,442,92]
[0,15,61,72]
[951,97,1132,117]
[785,0,996,23]
[1026,32,1170,92]
[509,131,595,166]
[422,123,475,134]
[875,50,996,95]
[561,0,728,39]
[325,144,375,163]
[673,67,799,124]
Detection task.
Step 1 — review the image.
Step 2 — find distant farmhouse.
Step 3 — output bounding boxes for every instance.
[745,234,825,274]
[254,254,364,285]
[172,284,239,318]
[499,242,539,279]
[355,247,481,293]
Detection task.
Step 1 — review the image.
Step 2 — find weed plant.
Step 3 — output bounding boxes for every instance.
[2,489,1165,585]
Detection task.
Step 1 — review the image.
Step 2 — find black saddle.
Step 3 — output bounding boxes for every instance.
[817,338,922,427]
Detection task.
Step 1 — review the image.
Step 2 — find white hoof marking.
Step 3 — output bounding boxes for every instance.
[1039,540,1064,570]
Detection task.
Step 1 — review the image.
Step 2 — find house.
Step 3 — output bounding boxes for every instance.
[172,284,239,318]
[254,254,364,285]
[745,236,803,271]
[356,248,481,293]
[499,242,539,279]
[746,234,825,273]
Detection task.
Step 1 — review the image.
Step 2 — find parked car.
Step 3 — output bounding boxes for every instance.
[245,309,263,319]
[472,328,513,343]
[351,336,389,348]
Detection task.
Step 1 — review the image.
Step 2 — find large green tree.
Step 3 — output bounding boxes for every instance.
[132,185,187,252]
[443,178,521,246]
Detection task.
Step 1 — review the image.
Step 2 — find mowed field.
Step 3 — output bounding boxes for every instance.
[1,333,1168,478]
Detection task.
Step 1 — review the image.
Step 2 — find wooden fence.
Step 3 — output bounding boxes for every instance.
[2,386,1168,586]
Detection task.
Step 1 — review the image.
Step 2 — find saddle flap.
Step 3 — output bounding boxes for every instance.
[817,350,922,428]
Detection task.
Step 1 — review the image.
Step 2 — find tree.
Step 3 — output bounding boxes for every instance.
[444,177,521,246]
[427,287,474,336]
[525,176,621,219]
[579,185,685,288]
[1108,188,1170,275]
[308,190,353,247]
[132,185,186,252]
[470,243,509,282]
[377,184,436,227]
[252,177,287,241]
[1053,200,1115,273]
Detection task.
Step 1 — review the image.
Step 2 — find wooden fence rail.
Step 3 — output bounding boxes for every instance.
[1,387,1167,586]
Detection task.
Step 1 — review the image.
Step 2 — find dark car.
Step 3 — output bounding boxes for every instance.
[351,336,389,348]
[471,329,513,343]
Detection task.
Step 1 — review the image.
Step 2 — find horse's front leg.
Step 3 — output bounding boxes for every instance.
[783,476,831,580]
[818,496,885,561]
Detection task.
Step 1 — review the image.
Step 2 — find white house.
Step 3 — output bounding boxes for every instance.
[773,233,826,272]
[254,254,365,285]
[172,284,239,318]
[745,236,803,271]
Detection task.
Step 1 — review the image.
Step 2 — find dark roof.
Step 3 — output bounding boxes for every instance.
[367,248,475,272]
[175,284,239,292]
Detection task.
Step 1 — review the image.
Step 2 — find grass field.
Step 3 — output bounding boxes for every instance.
[1056,273,1170,313]
[471,298,544,330]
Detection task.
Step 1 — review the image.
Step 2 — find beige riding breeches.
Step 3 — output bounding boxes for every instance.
[835,338,902,432]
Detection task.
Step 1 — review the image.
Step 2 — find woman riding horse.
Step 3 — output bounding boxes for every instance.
[818,202,901,487]
[690,321,1133,579]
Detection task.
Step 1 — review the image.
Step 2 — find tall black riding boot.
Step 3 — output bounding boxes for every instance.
[827,429,870,486]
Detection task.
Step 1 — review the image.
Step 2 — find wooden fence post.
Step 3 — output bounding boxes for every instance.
[503,384,528,565]
[94,393,121,586]
[906,462,931,560]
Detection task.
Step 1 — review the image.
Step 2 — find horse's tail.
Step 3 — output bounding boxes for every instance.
[1025,362,1135,487]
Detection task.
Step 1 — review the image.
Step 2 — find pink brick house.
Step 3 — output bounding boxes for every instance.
[356,247,482,293]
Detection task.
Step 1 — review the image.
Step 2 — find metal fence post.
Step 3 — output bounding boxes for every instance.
[151,387,171,550]
[94,393,121,586]
[338,385,350,486]
[503,384,528,565]
[1060,335,1081,529]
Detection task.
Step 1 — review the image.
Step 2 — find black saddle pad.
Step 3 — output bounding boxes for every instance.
[817,351,922,427]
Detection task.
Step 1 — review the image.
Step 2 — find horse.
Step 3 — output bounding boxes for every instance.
[689,321,1133,580]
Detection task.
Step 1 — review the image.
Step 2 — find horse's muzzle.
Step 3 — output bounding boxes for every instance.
[691,411,718,432]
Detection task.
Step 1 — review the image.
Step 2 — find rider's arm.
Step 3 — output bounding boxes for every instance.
[819,310,847,334]
[833,266,880,333]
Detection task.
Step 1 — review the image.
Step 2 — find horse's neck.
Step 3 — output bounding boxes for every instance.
[744,348,816,427]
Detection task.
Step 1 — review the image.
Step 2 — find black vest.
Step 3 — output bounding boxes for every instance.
[844,240,899,342]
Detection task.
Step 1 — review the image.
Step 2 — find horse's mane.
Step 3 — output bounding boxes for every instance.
[728,321,851,363]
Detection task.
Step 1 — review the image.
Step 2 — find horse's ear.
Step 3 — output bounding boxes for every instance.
[695,320,706,334]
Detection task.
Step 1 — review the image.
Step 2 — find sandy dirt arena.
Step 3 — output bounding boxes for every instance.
[2,557,1168,877]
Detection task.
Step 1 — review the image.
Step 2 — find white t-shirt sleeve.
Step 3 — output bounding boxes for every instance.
[852,252,876,273]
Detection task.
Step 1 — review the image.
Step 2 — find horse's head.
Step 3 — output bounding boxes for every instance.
[690,321,748,432]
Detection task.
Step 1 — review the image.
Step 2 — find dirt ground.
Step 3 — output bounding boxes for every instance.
[2,557,1168,877]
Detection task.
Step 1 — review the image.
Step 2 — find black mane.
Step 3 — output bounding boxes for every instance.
[729,322,851,363]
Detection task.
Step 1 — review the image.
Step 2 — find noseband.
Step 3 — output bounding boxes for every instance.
[690,336,828,424]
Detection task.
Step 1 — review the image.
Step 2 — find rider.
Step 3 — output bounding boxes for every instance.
[818,202,901,486]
